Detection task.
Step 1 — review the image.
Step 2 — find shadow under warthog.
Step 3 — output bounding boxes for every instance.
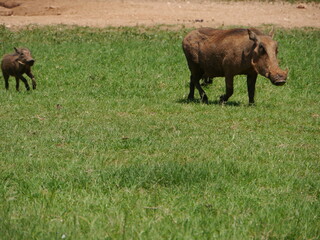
[176,98,241,106]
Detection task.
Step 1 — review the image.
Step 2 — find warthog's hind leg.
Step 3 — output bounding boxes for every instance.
[3,73,9,90]
[188,75,195,100]
[201,77,213,86]
[188,71,208,104]
[194,78,208,104]
[220,75,234,103]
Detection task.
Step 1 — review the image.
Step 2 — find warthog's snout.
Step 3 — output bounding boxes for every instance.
[27,59,35,66]
[270,69,288,86]
[273,80,286,86]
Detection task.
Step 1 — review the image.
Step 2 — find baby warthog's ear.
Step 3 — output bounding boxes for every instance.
[248,29,259,43]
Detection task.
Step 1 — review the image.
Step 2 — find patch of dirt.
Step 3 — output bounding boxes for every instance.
[0,1,20,9]
[0,0,319,28]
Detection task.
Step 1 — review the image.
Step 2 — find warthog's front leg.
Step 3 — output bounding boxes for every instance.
[26,70,36,89]
[19,75,30,91]
[32,78,36,90]
[15,76,20,91]
[247,73,257,104]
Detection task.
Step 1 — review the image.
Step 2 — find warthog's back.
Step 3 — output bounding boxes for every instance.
[182,28,263,77]
[182,28,263,57]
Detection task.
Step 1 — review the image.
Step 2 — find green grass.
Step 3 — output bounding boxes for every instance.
[0,25,319,239]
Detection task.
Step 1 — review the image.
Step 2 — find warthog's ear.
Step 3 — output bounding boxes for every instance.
[248,29,258,42]
[269,27,275,39]
[14,47,20,53]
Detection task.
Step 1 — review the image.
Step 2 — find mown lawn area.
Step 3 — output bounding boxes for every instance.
[0,25,319,239]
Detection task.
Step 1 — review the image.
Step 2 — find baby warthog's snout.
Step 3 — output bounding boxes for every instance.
[27,59,35,66]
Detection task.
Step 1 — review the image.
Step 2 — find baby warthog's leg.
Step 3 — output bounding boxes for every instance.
[3,73,9,90]
[32,77,36,90]
[26,70,36,89]
[15,76,20,91]
[19,75,30,91]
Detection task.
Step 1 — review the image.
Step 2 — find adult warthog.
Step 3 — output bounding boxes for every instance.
[182,28,288,104]
[1,47,36,91]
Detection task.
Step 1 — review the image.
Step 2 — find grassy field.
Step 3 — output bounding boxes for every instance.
[0,25,319,239]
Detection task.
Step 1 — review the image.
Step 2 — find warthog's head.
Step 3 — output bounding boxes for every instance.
[248,29,288,86]
[14,47,35,66]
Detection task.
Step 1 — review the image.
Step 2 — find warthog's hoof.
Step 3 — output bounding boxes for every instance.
[187,93,195,101]
[219,95,227,105]
[201,95,209,104]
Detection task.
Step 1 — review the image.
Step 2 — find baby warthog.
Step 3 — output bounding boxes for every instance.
[1,47,36,91]
[182,28,288,104]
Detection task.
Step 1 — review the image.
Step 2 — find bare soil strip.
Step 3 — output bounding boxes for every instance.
[0,0,319,28]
